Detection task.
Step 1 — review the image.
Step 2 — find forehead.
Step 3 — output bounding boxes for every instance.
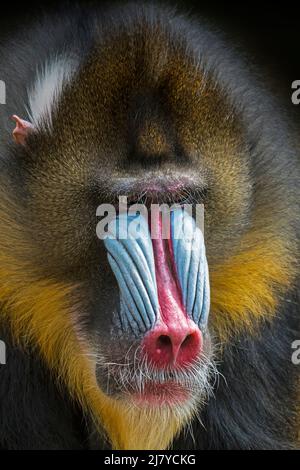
[43,23,240,157]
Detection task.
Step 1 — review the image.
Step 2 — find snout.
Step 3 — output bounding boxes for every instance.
[142,319,202,368]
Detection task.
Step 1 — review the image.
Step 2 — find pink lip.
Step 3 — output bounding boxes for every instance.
[133,382,189,406]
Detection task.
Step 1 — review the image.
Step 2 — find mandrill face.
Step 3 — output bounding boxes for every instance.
[18,31,249,414]
[4,7,294,450]
[97,207,211,409]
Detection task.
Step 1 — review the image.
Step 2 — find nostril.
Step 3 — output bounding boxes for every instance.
[181,333,194,349]
[155,331,199,359]
[156,335,172,351]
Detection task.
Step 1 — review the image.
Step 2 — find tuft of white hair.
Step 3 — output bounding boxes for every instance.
[27,55,78,127]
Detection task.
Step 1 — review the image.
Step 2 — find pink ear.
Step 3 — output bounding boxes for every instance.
[12,115,34,145]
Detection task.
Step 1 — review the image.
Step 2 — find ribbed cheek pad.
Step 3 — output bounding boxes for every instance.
[104,215,159,335]
[171,210,210,329]
[103,209,210,336]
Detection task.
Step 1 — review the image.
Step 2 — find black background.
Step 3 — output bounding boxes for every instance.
[0,0,299,116]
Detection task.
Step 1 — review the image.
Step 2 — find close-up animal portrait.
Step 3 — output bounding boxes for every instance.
[0,0,299,452]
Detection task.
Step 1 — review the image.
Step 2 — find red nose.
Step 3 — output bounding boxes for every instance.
[143,321,202,368]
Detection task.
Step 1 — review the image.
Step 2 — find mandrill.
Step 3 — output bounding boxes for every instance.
[0,2,299,450]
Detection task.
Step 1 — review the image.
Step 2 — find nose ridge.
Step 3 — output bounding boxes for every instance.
[143,321,202,368]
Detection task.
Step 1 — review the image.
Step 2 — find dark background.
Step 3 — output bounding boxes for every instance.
[0,0,299,116]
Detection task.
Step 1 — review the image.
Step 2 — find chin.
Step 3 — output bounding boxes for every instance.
[132,382,191,407]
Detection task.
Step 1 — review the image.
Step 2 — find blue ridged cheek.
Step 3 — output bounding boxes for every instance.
[171,209,210,329]
[103,214,159,336]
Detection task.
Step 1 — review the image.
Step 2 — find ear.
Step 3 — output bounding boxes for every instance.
[12,115,35,145]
